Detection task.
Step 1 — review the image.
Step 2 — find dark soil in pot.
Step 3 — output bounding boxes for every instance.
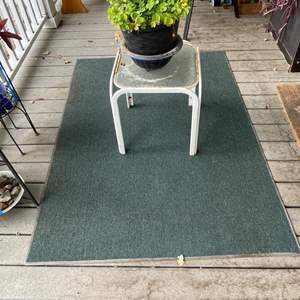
[122,22,179,70]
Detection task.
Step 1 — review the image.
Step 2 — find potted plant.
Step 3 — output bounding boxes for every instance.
[107,0,191,70]
[0,19,21,50]
[0,19,22,113]
[261,0,300,72]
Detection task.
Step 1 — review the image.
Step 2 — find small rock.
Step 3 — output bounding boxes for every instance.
[4,184,13,191]
[11,180,18,188]
[264,38,269,41]
[11,186,21,197]
[7,178,14,185]
[0,190,12,203]
[64,60,71,65]
[0,176,9,188]
[0,176,8,184]
[273,67,277,71]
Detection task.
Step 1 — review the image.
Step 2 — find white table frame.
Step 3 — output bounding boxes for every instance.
[109,43,202,156]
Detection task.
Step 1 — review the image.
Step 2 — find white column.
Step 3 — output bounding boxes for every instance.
[42,0,62,28]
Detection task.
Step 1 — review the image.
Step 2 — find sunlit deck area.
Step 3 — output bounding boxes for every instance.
[0,0,300,298]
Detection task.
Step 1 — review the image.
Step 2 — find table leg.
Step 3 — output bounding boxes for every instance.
[189,87,196,106]
[111,87,201,156]
[233,0,240,18]
[111,92,126,155]
[189,91,201,156]
[126,93,134,108]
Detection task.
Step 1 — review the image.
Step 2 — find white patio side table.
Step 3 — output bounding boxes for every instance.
[109,41,202,156]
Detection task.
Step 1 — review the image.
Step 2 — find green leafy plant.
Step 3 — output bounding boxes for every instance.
[107,0,191,32]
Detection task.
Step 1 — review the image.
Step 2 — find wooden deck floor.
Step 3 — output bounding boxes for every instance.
[1,0,300,298]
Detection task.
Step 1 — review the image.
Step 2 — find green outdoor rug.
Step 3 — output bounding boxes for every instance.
[27,53,299,262]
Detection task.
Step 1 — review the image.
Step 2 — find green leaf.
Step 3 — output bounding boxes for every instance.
[106,0,191,31]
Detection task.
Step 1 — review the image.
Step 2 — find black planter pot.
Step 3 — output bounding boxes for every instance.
[269,0,300,72]
[122,22,180,70]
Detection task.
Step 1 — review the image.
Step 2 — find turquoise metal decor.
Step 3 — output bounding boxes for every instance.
[0,62,39,155]
[0,62,18,116]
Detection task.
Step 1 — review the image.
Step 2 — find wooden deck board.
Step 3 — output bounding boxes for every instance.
[1,145,54,163]
[230,60,289,71]
[238,82,278,95]
[11,100,66,114]
[0,128,59,145]
[277,183,300,207]
[243,95,283,109]
[0,267,300,299]
[14,76,71,89]
[5,113,63,129]
[235,71,300,83]
[17,87,69,100]
[261,142,300,161]
[248,109,288,124]
[0,163,49,182]
[269,161,300,182]
[254,124,295,142]
[0,208,39,235]
[288,208,300,235]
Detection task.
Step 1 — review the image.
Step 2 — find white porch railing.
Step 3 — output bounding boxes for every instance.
[0,0,62,79]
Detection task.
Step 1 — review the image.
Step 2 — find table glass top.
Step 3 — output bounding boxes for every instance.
[114,42,199,89]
